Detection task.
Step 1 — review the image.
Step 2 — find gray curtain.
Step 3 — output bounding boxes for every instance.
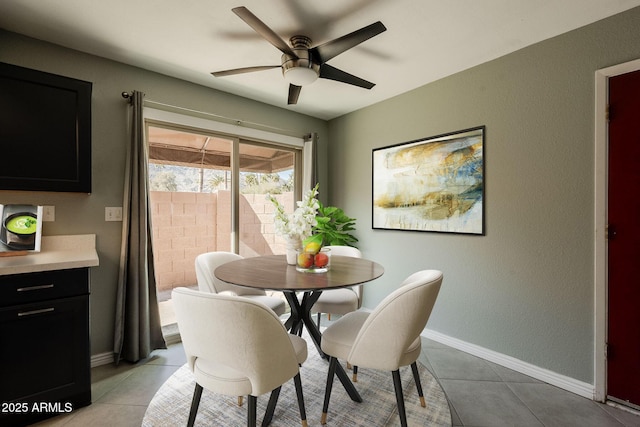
[114,90,166,363]
[303,132,318,192]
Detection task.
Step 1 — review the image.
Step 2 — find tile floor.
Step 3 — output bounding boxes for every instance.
[417,340,640,427]
[32,317,640,427]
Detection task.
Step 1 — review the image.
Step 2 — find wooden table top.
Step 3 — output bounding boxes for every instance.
[214,255,384,292]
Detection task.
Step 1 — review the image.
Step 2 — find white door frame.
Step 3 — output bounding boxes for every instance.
[594,58,640,402]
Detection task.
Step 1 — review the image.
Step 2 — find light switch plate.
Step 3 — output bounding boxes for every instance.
[42,205,55,222]
[105,207,123,222]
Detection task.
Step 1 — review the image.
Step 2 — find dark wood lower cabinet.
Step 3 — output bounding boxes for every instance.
[0,268,91,426]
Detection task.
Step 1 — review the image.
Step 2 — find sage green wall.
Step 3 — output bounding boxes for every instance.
[328,7,640,384]
[0,30,329,357]
[3,5,639,384]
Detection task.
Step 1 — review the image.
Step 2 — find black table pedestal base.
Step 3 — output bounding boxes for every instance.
[284,291,362,403]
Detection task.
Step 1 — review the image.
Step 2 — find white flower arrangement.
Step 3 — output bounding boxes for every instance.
[267,184,319,243]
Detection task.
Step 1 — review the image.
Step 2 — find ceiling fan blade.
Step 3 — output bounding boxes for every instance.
[288,85,301,105]
[232,7,298,58]
[311,21,386,63]
[212,65,280,77]
[319,64,375,89]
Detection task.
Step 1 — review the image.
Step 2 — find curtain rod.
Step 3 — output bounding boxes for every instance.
[121,91,312,140]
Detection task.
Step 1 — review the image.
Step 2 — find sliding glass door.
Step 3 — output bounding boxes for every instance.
[145,122,300,330]
[237,141,299,257]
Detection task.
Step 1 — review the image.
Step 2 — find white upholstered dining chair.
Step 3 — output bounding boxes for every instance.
[195,251,287,316]
[172,287,308,427]
[319,270,443,427]
[312,245,363,328]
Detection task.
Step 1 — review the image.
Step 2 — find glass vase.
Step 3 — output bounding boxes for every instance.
[285,236,302,265]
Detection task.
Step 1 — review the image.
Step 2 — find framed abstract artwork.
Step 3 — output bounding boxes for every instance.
[372,126,485,235]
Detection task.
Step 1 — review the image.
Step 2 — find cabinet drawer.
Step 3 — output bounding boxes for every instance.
[0,268,89,307]
[0,294,91,426]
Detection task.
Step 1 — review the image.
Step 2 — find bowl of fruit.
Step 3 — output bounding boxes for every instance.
[296,243,331,273]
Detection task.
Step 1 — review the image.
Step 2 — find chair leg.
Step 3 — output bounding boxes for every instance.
[411,362,426,407]
[261,386,281,427]
[238,396,244,406]
[187,383,203,427]
[317,312,321,328]
[352,365,358,382]
[293,373,308,427]
[321,356,338,425]
[248,395,257,427]
[392,370,408,427]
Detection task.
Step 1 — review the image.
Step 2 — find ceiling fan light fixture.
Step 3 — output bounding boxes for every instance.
[212,9,386,103]
[282,41,319,86]
[283,66,319,86]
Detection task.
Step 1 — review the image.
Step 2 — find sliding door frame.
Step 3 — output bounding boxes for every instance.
[144,107,306,254]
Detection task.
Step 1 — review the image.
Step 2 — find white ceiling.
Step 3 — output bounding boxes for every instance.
[1,0,639,120]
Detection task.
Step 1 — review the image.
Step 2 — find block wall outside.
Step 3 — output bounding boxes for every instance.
[150,190,294,294]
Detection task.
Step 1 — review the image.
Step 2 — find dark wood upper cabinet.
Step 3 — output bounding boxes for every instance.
[0,62,92,193]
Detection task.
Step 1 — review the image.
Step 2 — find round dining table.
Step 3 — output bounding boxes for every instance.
[214,254,384,402]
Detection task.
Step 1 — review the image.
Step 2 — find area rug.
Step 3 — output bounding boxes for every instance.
[143,339,451,426]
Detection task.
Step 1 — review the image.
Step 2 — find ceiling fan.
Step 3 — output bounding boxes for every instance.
[212,6,386,105]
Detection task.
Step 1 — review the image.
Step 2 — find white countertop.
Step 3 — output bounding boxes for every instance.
[0,234,99,276]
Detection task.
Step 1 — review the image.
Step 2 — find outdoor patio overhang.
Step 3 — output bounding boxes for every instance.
[147,126,294,172]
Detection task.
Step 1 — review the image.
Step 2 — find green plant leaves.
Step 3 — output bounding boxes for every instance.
[308,201,358,247]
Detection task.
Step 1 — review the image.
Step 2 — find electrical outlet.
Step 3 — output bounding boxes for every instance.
[105,207,123,222]
[42,205,55,222]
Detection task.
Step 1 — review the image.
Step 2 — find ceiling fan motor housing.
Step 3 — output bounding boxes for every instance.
[282,36,319,86]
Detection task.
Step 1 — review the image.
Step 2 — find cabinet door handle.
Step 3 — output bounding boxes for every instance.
[16,284,55,292]
[18,307,55,317]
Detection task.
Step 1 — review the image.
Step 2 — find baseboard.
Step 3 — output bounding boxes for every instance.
[91,352,114,368]
[163,331,182,346]
[422,328,595,400]
[90,332,182,368]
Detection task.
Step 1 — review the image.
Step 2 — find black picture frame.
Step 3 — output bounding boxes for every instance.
[372,126,485,235]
